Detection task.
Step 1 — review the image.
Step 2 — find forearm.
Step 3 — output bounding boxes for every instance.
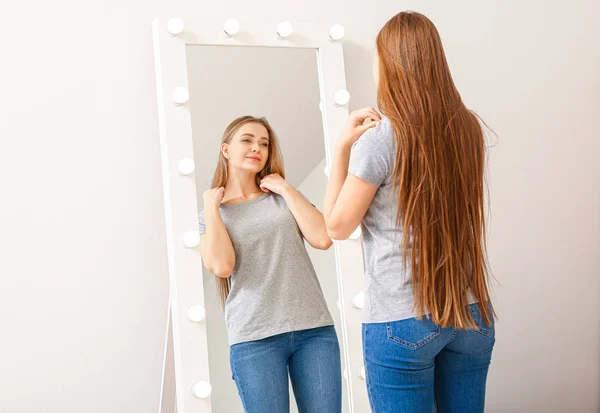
[323,141,352,223]
[202,208,236,277]
[282,186,332,250]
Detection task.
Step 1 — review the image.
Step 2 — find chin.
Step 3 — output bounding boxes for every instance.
[241,164,263,173]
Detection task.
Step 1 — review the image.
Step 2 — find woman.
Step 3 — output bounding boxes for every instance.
[324,12,496,413]
[199,115,341,413]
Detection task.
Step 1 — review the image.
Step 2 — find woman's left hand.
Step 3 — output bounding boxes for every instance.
[260,173,291,195]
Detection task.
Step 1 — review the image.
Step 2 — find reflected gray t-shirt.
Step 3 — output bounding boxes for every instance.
[199,192,334,346]
[349,117,475,323]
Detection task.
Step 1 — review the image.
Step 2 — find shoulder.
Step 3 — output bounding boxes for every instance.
[352,116,397,160]
[355,116,395,149]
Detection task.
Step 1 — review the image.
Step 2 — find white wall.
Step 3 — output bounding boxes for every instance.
[0,1,598,412]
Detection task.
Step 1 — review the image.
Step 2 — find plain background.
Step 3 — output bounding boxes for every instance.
[0,0,598,412]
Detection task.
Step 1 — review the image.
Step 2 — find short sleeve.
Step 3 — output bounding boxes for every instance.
[198,211,206,235]
[348,119,394,187]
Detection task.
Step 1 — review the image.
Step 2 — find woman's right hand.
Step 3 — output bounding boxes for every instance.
[203,187,225,210]
[339,107,382,147]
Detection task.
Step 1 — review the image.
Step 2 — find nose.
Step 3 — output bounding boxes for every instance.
[251,144,259,152]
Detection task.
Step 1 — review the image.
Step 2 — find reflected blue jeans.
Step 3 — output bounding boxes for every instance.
[229,325,342,413]
[363,303,495,413]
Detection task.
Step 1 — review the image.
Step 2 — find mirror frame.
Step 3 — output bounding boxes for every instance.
[152,17,367,413]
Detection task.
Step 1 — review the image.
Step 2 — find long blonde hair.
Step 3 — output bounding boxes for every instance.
[211,116,285,306]
[376,12,495,329]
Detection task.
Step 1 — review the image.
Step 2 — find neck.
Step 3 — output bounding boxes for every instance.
[224,168,262,200]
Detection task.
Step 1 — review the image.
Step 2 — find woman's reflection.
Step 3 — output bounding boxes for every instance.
[198,116,341,413]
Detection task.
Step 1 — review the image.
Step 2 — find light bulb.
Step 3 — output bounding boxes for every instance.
[167,18,184,36]
[329,24,345,41]
[352,292,365,309]
[172,87,189,105]
[277,21,293,38]
[187,305,206,322]
[223,19,240,36]
[183,231,200,248]
[358,365,366,380]
[192,381,212,398]
[349,226,361,240]
[334,89,350,106]
[178,158,195,175]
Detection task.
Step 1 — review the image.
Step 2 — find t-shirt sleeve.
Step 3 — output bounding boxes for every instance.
[348,123,393,187]
[198,211,206,235]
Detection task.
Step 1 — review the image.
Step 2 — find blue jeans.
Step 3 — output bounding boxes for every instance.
[229,325,342,413]
[363,303,495,413]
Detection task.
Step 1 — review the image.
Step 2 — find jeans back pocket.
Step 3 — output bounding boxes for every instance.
[386,317,441,350]
[469,303,495,338]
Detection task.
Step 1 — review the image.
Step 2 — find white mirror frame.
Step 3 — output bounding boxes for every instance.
[152,17,367,413]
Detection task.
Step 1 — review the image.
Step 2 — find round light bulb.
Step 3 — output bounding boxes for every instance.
[277,21,293,38]
[172,87,189,105]
[349,226,361,240]
[192,381,212,398]
[329,24,345,41]
[187,305,206,322]
[358,365,366,380]
[183,231,200,248]
[352,292,365,309]
[167,18,184,36]
[334,89,350,106]
[223,19,240,36]
[178,158,195,175]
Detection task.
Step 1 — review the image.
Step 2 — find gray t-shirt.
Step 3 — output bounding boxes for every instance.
[199,192,334,346]
[349,116,475,323]
[348,116,417,324]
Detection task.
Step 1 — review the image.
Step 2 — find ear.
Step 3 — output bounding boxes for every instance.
[221,143,229,159]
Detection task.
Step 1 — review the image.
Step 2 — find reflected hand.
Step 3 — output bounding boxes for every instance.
[203,187,225,209]
[260,173,290,195]
[339,107,382,146]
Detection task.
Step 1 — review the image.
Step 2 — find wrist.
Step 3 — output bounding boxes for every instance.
[281,183,294,197]
[205,205,221,216]
[336,138,354,152]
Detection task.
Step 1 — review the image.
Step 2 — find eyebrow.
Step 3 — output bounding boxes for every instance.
[240,133,269,140]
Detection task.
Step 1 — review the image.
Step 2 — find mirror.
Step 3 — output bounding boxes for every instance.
[186,45,349,413]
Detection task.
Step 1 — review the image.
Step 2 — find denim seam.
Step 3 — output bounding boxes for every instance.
[386,324,441,349]
[290,330,295,353]
[448,327,459,343]
[365,363,378,413]
[469,304,494,338]
[473,328,494,338]
[363,325,378,413]
[230,354,249,413]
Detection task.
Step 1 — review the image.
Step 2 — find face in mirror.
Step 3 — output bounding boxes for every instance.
[222,122,270,174]
[186,45,348,413]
